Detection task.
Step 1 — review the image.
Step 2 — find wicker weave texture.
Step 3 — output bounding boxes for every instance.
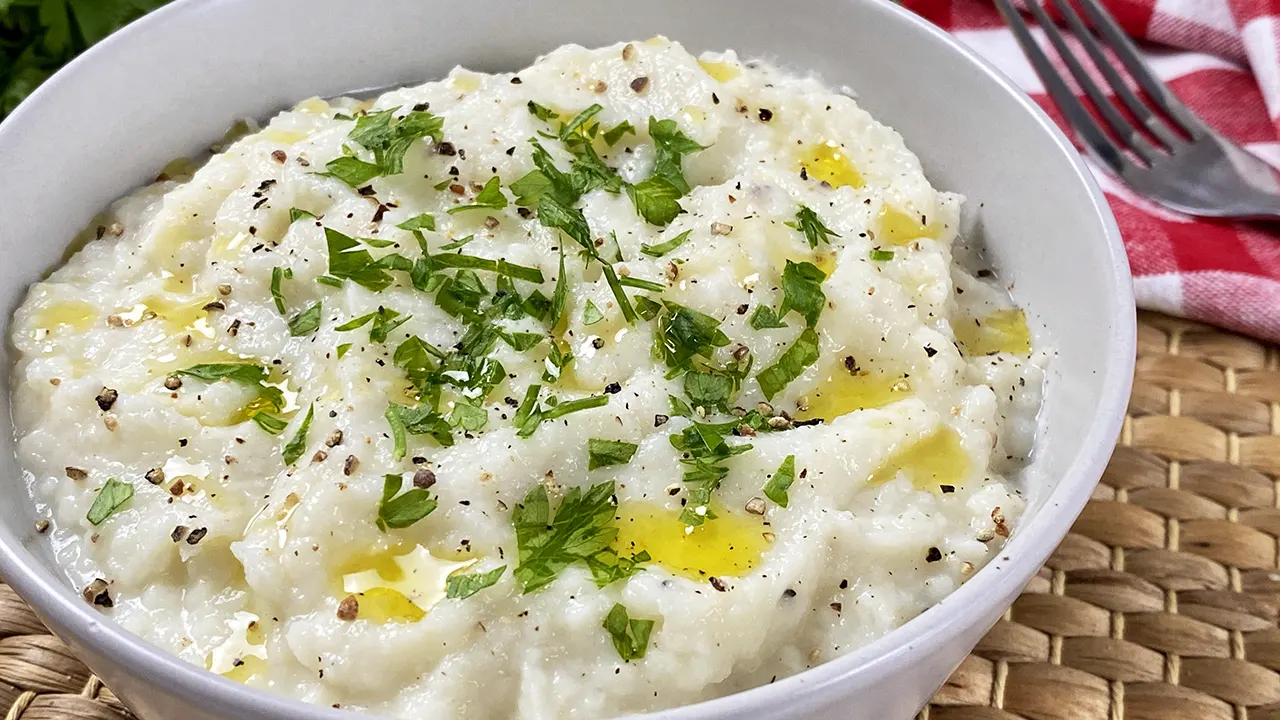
[2,311,1277,719]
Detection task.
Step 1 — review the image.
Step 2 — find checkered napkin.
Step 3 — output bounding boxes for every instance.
[904,0,1280,342]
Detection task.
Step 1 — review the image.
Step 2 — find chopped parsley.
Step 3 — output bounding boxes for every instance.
[289,208,317,223]
[756,327,820,400]
[626,177,682,227]
[670,418,756,526]
[541,342,573,383]
[778,261,827,327]
[326,228,394,291]
[446,176,508,214]
[323,107,444,185]
[446,565,507,600]
[656,302,730,371]
[603,603,655,661]
[439,234,476,251]
[550,246,569,328]
[583,300,604,326]
[386,403,454,461]
[602,120,636,146]
[640,229,692,257]
[763,455,797,507]
[270,267,287,313]
[870,248,895,261]
[397,213,437,232]
[282,404,315,465]
[749,306,787,330]
[287,301,322,336]
[512,384,609,437]
[786,206,840,248]
[86,478,134,526]
[251,412,289,435]
[647,117,706,194]
[448,399,489,432]
[177,363,288,434]
[513,480,625,593]
[527,101,558,122]
[376,473,438,531]
[634,296,662,321]
[587,438,638,470]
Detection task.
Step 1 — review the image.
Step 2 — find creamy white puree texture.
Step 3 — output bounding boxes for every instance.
[11,38,1044,719]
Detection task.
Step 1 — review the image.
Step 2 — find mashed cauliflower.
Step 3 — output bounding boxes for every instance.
[10,38,1043,718]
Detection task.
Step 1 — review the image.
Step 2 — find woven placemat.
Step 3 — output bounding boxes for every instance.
[2,310,1276,719]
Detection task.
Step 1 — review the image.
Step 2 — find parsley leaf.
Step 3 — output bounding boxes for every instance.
[749,306,788,330]
[541,342,573,383]
[270,267,287,313]
[626,177,682,227]
[447,176,509,214]
[683,370,736,413]
[870,248,895,261]
[282,404,314,465]
[439,234,476,251]
[756,327,820,399]
[321,156,382,187]
[550,246,569,328]
[640,229,692,257]
[603,603,655,661]
[251,412,289,435]
[326,228,394,291]
[512,385,609,438]
[527,101,558,122]
[670,419,756,526]
[786,206,840,248]
[376,473,438,531]
[536,195,592,250]
[86,477,134,526]
[634,296,662,321]
[446,565,507,600]
[397,213,436,232]
[588,438,639,470]
[513,480,619,593]
[288,301,322,336]
[583,300,604,326]
[778,260,828,327]
[764,455,797,507]
[345,107,444,177]
[602,121,636,146]
[178,362,269,386]
[289,208,317,223]
[386,404,450,460]
[648,117,706,194]
[448,399,488,432]
[656,302,730,371]
[430,253,544,284]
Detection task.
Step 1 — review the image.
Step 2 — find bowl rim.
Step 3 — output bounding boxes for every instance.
[0,0,1136,717]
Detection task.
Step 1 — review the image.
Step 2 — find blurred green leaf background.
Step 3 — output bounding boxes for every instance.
[0,0,169,119]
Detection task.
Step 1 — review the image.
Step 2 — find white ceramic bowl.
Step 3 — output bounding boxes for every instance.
[0,0,1135,718]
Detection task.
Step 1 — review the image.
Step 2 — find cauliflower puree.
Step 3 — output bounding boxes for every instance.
[10,38,1043,718]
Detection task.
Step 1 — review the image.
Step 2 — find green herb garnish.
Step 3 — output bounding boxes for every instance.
[288,301,322,336]
[756,327,820,400]
[588,438,639,470]
[447,176,508,214]
[446,565,507,599]
[583,300,604,326]
[513,480,620,593]
[870,248,895,261]
[376,473,438,531]
[640,229,692,257]
[322,107,444,185]
[282,404,314,465]
[603,603,655,661]
[602,121,636,146]
[86,478,134,526]
[626,177,682,227]
[749,306,787,330]
[270,267,287,314]
[397,213,437,232]
[786,206,840,248]
[647,117,706,194]
[326,228,394,291]
[764,455,797,507]
[289,208,317,223]
[778,260,827,327]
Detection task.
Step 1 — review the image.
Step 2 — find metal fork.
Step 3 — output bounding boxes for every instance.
[994,0,1280,219]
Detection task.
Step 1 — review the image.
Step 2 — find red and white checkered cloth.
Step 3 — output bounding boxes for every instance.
[905,0,1280,341]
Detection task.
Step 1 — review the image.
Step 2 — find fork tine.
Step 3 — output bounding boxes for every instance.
[1048,0,1184,148]
[1020,0,1159,161]
[1070,0,1207,137]
[992,0,1133,175]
